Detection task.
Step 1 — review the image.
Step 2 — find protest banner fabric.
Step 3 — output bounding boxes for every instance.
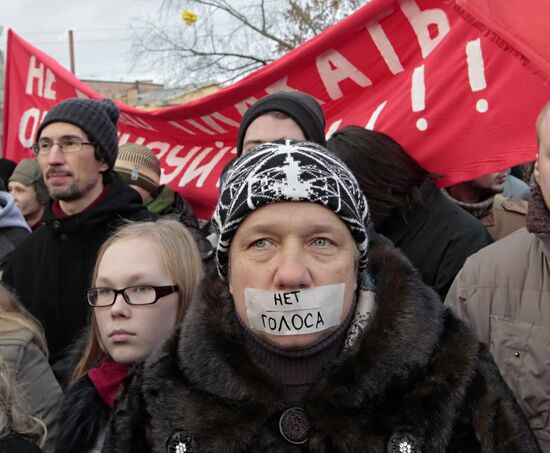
[4,0,550,219]
[452,0,550,80]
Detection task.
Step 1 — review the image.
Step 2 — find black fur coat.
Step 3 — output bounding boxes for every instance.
[104,238,539,453]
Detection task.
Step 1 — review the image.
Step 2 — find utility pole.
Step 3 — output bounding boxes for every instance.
[0,26,4,156]
[68,30,75,74]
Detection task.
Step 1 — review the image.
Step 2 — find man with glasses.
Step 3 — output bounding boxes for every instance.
[3,98,151,362]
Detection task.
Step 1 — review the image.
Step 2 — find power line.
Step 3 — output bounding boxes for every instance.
[13,27,147,35]
[32,38,133,45]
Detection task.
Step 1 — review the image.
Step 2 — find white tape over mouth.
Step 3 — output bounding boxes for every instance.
[244,283,345,336]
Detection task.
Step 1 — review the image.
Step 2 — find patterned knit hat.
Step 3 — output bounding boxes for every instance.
[115,144,161,194]
[214,140,370,278]
[9,158,49,204]
[236,91,326,156]
[36,98,120,169]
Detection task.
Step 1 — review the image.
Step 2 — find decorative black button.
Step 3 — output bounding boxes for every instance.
[166,431,194,453]
[59,233,68,240]
[279,407,310,445]
[52,220,61,230]
[387,432,420,453]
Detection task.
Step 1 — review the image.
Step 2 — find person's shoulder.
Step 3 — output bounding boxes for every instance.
[0,329,33,346]
[461,228,532,277]
[94,175,153,222]
[4,225,48,262]
[143,326,182,379]
[502,174,531,200]
[493,194,528,216]
[433,191,485,227]
[0,226,30,245]
[0,330,34,362]
[0,433,42,453]
[431,192,492,242]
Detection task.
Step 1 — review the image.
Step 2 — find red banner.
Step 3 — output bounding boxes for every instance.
[4,0,550,220]
[452,0,550,79]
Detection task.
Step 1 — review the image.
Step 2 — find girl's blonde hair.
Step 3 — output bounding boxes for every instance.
[71,219,204,381]
[0,284,47,447]
[0,283,47,356]
[0,357,47,448]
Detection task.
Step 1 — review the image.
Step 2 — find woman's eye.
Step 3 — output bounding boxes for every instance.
[132,286,152,294]
[253,239,270,248]
[313,238,330,247]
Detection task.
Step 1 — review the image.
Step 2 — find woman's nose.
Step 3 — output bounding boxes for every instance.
[272,245,313,290]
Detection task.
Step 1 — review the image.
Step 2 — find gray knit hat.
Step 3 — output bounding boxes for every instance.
[9,158,49,204]
[214,140,370,279]
[115,144,161,194]
[236,91,326,156]
[36,98,120,169]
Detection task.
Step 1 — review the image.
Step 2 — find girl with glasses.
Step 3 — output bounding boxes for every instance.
[54,219,203,453]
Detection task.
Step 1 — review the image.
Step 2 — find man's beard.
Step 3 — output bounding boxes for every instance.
[47,179,97,202]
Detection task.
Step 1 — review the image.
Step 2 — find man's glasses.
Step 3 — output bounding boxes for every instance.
[32,137,96,156]
[86,285,179,307]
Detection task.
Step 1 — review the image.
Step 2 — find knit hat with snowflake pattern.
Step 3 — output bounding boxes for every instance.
[213,139,370,279]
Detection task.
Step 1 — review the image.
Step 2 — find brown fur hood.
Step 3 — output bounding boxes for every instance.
[104,237,538,453]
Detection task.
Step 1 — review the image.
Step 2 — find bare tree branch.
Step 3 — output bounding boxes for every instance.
[130,0,363,87]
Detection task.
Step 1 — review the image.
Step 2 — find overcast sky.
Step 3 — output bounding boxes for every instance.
[0,0,164,83]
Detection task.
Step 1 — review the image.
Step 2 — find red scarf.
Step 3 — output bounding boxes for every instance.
[87,359,130,408]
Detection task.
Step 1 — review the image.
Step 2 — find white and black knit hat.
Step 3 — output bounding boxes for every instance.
[36,98,120,169]
[214,140,370,279]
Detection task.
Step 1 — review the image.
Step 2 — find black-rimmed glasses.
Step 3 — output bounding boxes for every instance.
[86,285,179,307]
[31,137,96,156]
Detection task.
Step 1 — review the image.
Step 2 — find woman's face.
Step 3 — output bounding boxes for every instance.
[229,202,358,350]
[94,237,179,364]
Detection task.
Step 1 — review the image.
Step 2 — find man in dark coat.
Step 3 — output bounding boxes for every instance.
[327,126,492,299]
[104,141,538,453]
[3,98,151,360]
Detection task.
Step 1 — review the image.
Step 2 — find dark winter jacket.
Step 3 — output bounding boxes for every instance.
[0,433,42,452]
[381,180,492,299]
[104,237,538,453]
[2,173,152,359]
[147,185,214,272]
[0,191,30,274]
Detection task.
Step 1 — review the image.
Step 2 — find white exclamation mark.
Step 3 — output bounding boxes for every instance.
[412,65,427,131]
[466,39,489,113]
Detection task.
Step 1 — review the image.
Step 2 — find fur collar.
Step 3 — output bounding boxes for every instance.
[440,187,494,219]
[55,375,110,453]
[139,237,482,451]
[174,237,464,400]
[526,184,550,235]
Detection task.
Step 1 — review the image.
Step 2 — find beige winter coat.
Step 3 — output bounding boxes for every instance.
[445,223,550,451]
[0,329,63,452]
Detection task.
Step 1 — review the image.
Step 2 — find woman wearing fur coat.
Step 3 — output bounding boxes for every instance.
[104,141,539,453]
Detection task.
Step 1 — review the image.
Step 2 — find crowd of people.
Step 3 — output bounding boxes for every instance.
[0,90,545,452]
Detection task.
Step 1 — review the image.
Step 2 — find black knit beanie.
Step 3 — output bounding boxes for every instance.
[36,98,120,169]
[236,91,326,156]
